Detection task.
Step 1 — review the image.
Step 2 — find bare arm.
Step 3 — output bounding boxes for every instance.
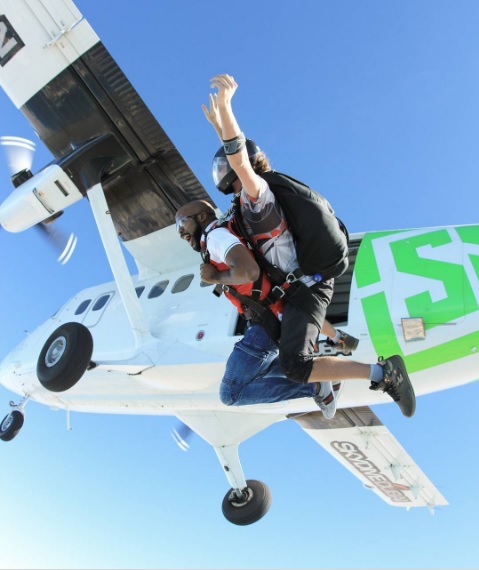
[200,243,260,285]
[210,74,262,200]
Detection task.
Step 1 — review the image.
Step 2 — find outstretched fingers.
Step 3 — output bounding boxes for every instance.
[201,93,219,122]
[210,74,238,100]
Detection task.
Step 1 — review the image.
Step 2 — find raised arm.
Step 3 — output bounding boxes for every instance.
[210,74,262,200]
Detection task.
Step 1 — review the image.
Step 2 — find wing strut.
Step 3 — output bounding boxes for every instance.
[87,182,151,347]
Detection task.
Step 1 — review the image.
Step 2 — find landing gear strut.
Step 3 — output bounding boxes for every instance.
[176,416,277,525]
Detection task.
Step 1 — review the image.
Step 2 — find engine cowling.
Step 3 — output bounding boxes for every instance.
[0,164,82,232]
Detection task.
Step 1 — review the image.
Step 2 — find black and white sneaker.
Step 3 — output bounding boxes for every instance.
[370,355,416,418]
[314,382,337,419]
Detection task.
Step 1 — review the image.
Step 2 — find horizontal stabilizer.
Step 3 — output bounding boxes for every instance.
[291,407,448,510]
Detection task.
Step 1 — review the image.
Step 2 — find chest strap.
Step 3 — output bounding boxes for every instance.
[229,200,306,299]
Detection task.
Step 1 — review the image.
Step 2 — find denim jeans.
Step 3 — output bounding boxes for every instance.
[220,324,317,406]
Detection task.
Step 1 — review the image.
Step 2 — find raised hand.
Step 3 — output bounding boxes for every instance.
[209,74,238,107]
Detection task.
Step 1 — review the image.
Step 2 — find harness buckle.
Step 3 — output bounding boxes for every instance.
[286,268,304,283]
[272,285,286,299]
[212,284,223,297]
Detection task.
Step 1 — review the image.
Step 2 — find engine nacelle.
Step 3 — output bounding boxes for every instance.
[0,164,83,232]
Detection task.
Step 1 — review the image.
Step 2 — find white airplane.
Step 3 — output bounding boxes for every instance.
[0,0,477,526]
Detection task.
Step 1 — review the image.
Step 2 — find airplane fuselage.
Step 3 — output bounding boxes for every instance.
[1,223,478,416]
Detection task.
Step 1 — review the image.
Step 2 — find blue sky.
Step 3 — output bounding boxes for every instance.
[0,1,479,569]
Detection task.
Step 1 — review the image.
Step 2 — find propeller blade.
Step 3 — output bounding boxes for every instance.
[0,136,36,176]
[35,222,78,265]
[171,422,193,452]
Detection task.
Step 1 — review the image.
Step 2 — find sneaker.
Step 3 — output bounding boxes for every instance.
[327,330,359,354]
[314,383,337,419]
[332,381,343,403]
[369,355,416,418]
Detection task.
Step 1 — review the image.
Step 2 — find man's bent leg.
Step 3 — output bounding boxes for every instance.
[220,324,316,406]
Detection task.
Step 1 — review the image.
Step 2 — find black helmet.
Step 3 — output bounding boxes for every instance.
[212,138,262,194]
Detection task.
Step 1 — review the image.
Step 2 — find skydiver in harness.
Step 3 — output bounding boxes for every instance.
[199,73,415,419]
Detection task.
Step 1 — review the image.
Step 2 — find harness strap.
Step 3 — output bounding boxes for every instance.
[222,285,270,317]
[222,285,281,341]
[201,221,218,264]
[230,197,305,301]
[202,216,265,303]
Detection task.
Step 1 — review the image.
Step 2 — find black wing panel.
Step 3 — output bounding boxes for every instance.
[21,41,213,241]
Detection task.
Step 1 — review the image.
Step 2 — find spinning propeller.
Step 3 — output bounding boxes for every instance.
[0,136,77,264]
[171,421,194,451]
[0,135,36,175]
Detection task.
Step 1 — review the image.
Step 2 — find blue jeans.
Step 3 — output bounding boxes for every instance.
[220,324,317,406]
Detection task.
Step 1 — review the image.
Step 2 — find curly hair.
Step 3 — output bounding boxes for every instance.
[251,152,271,174]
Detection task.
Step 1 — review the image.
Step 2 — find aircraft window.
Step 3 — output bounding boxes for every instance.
[75,300,91,315]
[148,280,169,298]
[92,294,111,311]
[172,274,194,293]
[136,286,145,298]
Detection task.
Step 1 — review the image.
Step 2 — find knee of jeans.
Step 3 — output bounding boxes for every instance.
[219,382,235,406]
[280,352,313,384]
[220,394,234,406]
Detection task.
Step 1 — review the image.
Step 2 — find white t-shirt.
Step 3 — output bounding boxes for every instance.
[202,222,242,265]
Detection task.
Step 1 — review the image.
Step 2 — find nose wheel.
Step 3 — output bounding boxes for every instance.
[0,394,31,442]
[0,409,25,441]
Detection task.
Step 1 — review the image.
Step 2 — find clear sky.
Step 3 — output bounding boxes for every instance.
[0,1,478,569]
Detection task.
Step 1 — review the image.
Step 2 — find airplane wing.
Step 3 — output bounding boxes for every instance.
[291,407,448,510]
[0,0,214,273]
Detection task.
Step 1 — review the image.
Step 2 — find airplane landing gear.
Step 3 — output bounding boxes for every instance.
[36,322,93,392]
[0,395,29,442]
[0,410,24,441]
[176,423,277,525]
[222,479,272,526]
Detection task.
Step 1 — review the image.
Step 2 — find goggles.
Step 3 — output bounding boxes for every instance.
[175,214,197,232]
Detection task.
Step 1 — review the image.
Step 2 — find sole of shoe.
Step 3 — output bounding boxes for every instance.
[332,381,343,404]
[343,335,359,351]
[384,355,416,418]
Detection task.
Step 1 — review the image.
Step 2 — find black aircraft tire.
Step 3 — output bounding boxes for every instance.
[222,479,272,526]
[37,322,93,392]
[0,410,25,442]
